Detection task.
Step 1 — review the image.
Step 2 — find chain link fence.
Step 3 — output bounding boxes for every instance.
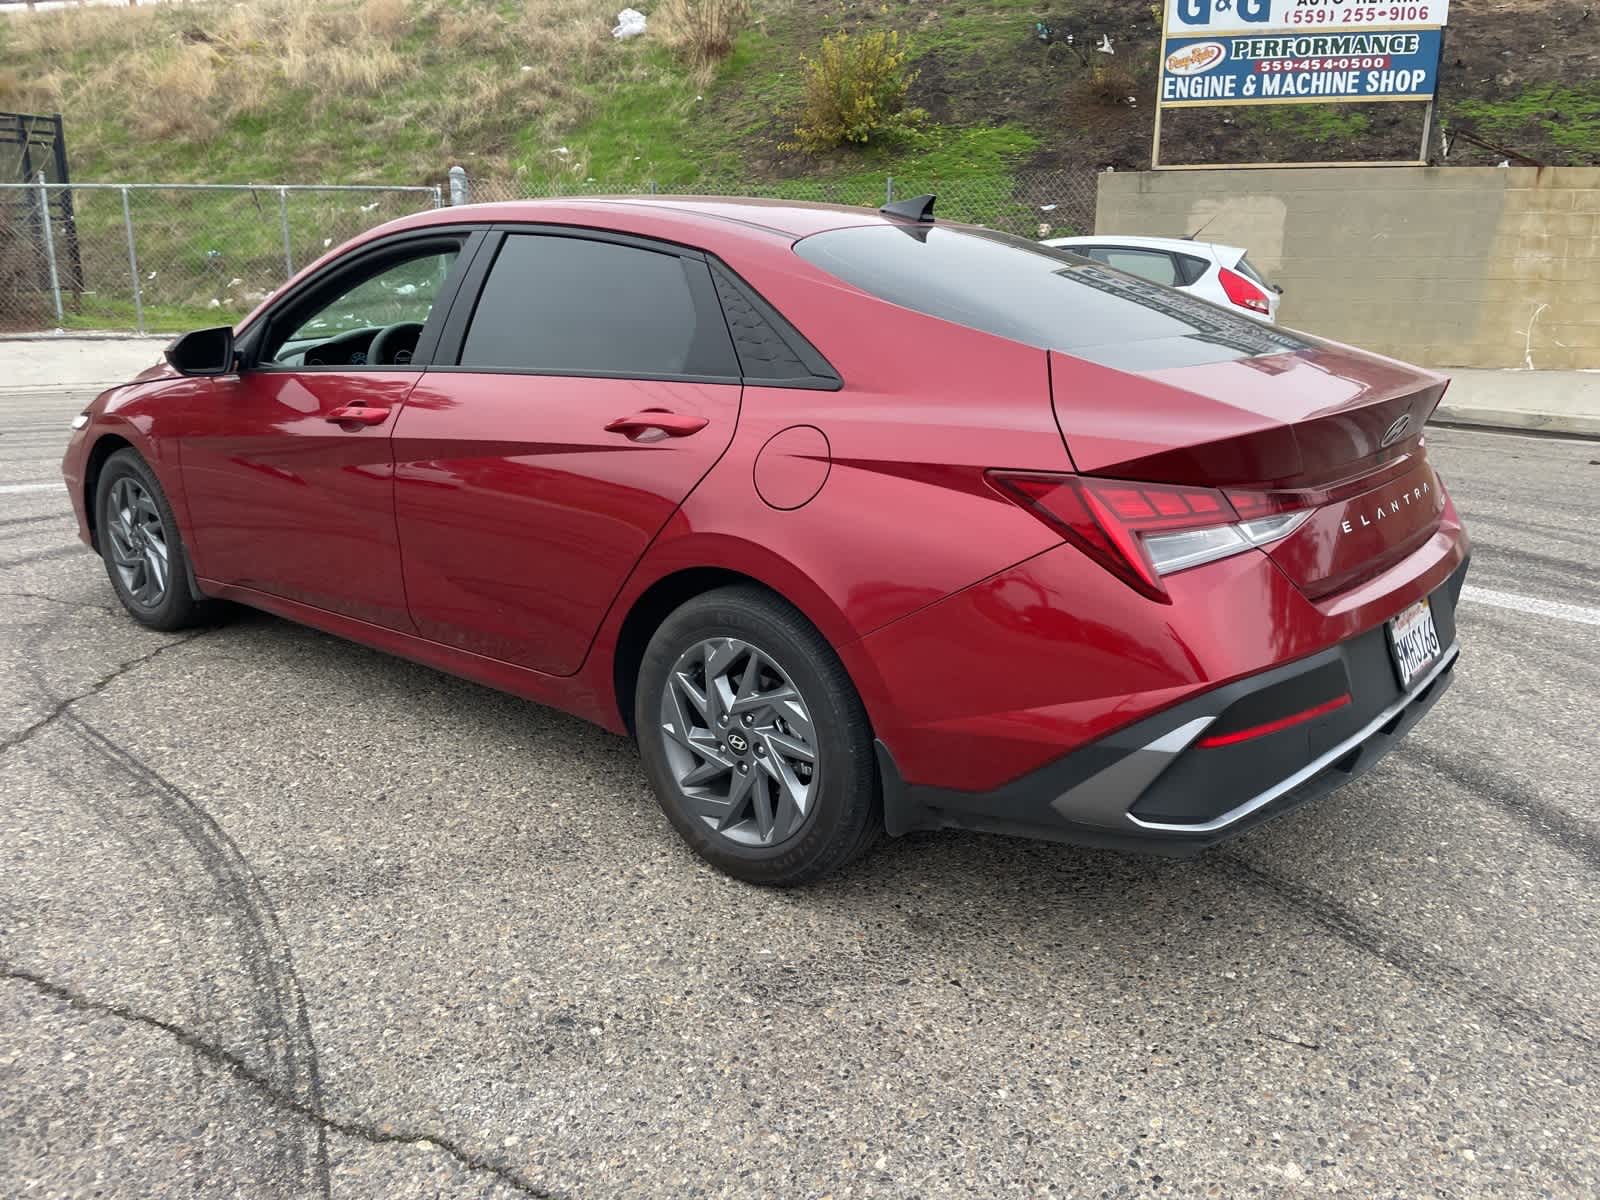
[1,168,1097,334]
[459,168,1099,242]
[1,180,441,334]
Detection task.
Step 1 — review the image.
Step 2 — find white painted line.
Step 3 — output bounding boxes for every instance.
[0,482,64,495]
[1462,585,1600,628]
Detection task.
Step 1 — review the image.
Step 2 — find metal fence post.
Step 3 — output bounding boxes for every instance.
[430,184,444,209]
[885,176,893,205]
[277,186,294,278]
[35,172,64,327]
[448,165,469,206]
[121,186,145,335]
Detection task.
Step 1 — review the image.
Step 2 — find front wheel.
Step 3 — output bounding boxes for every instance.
[95,449,213,631]
[635,586,880,886]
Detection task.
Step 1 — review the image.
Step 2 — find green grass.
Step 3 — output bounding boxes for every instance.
[60,296,231,334]
[1242,105,1371,144]
[1453,85,1600,155]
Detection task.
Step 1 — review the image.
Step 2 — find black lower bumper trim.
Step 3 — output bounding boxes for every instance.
[877,560,1467,855]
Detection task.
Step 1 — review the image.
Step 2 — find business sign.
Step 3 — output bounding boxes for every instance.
[1165,0,1449,31]
[1161,28,1443,106]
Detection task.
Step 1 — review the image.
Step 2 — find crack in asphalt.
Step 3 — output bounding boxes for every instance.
[1,963,561,1200]
[0,591,116,613]
[0,631,206,757]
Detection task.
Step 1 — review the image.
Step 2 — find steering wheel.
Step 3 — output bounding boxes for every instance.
[368,321,425,366]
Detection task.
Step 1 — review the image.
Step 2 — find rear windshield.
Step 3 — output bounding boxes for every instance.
[1235,254,1270,288]
[794,225,1308,369]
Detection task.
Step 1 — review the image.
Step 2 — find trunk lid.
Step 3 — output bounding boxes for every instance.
[1049,342,1450,599]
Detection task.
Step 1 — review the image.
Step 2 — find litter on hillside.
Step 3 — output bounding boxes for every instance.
[612,9,646,39]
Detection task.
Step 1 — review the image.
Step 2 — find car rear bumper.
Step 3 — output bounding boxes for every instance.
[876,559,1467,854]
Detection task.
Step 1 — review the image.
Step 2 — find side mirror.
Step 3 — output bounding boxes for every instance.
[165,326,236,376]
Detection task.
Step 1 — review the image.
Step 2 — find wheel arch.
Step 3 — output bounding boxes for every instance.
[83,432,207,603]
[603,541,872,738]
[82,433,138,552]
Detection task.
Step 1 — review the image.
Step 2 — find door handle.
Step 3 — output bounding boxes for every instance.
[325,405,391,426]
[604,410,709,438]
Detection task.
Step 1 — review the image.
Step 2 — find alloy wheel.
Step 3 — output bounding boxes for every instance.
[658,637,819,847]
[105,476,170,608]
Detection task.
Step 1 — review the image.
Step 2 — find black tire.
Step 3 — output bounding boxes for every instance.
[95,449,213,631]
[635,585,880,886]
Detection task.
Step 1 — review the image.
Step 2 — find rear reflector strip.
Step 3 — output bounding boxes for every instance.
[1196,693,1353,748]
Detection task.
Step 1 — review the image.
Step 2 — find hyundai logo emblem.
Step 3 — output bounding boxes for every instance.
[1380,414,1412,449]
[725,732,749,754]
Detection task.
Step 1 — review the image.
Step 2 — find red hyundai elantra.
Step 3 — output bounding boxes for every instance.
[62,196,1467,884]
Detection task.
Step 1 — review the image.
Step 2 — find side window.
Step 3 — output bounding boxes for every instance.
[1096,248,1181,287]
[1175,253,1211,287]
[264,247,461,367]
[457,234,737,379]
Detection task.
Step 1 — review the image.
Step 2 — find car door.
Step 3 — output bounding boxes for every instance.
[390,228,743,675]
[177,232,477,630]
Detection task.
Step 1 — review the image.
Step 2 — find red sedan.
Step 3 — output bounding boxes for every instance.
[61,196,1468,884]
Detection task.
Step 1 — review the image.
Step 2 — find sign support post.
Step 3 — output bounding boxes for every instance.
[1150,4,1170,170]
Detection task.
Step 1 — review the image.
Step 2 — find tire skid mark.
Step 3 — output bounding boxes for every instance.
[1472,543,1594,587]
[1396,741,1600,873]
[1214,854,1596,1053]
[1,963,558,1200]
[0,513,71,531]
[1460,511,1593,550]
[0,543,80,569]
[60,711,334,1199]
[6,593,331,1197]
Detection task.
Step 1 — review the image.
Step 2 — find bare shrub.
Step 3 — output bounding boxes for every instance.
[1073,61,1140,109]
[657,0,751,81]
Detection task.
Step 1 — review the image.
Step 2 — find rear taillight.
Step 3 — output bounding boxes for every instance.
[988,472,1312,601]
[1218,267,1271,315]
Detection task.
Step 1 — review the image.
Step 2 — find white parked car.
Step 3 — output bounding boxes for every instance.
[1042,234,1282,323]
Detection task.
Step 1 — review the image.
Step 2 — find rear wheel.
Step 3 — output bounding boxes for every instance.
[95,449,212,631]
[635,586,879,885]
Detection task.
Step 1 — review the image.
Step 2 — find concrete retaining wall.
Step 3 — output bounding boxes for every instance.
[1095,166,1600,371]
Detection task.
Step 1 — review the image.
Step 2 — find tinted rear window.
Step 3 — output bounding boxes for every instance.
[794,225,1307,368]
[459,234,737,378]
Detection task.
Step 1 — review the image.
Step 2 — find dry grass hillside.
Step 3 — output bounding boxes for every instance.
[2,0,668,181]
[2,0,1595,187]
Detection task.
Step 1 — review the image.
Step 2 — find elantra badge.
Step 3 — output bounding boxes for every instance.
[1380,414,1412,448]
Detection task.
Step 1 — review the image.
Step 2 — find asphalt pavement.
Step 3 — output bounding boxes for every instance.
[2,385,1597,1199]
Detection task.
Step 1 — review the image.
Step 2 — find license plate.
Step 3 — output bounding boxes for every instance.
[1388,597,1442,690]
